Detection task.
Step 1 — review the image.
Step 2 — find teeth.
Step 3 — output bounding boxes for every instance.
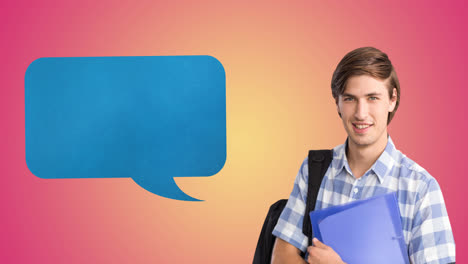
[355,124,370,129]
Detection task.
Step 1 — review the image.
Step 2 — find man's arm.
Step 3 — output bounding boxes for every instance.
[271,237,346,264]
[271,238,308,264]
[271,158,344,264]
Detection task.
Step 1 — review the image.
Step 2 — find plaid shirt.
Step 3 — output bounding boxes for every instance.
[272,137,455,264]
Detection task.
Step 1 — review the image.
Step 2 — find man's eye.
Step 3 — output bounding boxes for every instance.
[343,97,354,101]
[369,97,378,100]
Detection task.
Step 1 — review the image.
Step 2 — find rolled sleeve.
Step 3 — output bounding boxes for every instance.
[272,158,309,252]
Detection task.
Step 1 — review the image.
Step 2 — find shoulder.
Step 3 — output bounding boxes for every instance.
[301,148,337,182]
[392,151,442,202]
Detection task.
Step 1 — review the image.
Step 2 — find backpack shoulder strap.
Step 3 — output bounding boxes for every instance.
[302,149,333,246]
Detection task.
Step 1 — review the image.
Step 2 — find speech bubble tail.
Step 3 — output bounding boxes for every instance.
[132,176,202,201]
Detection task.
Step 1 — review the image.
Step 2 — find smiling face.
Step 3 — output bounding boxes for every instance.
[337,75,397,150]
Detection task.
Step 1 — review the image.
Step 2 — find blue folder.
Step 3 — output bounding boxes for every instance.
[309,192,409,264]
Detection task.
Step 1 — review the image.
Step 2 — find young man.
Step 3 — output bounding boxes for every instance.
[271,47,455,264]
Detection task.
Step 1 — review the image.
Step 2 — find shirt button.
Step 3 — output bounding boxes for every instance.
[354,188,359,193]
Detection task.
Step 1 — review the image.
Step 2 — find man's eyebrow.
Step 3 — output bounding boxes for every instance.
[341,92,382,97]
[341,93,356,98]
[365,92,382,96]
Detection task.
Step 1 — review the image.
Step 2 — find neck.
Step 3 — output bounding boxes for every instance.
[346,133,388,179]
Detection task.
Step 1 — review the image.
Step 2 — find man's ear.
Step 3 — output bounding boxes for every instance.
[389,88,397,112]
[336,98,342,118]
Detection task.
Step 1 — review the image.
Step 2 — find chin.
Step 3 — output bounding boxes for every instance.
[349,135,375,147]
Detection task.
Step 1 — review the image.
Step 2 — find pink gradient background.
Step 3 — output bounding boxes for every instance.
[1,0,467,263]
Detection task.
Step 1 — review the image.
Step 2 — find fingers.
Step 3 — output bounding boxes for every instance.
[307,238,326,262]
[312,237,328,249]
[307,244,325,263]
[307,240,344,264]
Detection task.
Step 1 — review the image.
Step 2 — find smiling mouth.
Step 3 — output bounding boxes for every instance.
[353,124,372,129]
[352,123,373,133]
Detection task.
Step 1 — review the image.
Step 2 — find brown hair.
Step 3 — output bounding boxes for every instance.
[331,47,400,124]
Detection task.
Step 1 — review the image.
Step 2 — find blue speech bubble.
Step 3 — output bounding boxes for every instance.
[25,56,226,201]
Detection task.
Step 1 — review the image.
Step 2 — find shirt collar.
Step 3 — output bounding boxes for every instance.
[331,135,397,184]
[331,141,351,177]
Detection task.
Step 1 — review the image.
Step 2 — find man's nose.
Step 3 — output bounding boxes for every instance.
[354,100,369,120]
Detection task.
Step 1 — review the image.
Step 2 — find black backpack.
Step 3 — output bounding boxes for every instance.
[253,150,333,264]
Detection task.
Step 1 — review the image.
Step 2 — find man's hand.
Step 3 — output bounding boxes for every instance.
[307,238,346,264]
